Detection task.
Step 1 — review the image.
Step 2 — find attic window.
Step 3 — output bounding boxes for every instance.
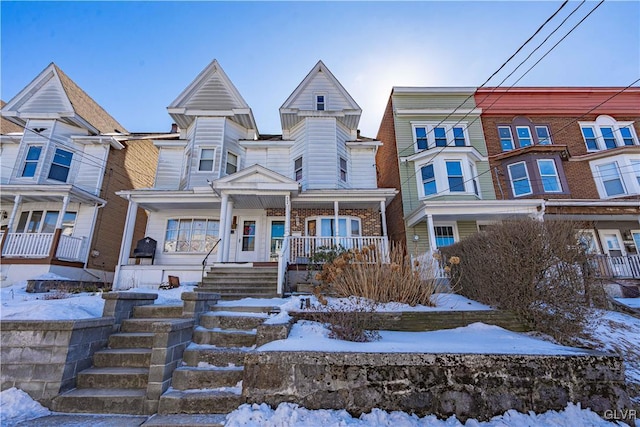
[316,95,325,111]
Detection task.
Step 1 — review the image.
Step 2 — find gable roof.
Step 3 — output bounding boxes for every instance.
[167,59,258,132]
[1,63,127,135]
[280,60,361,131]
[211,164,300,193]
[0,101,24,134]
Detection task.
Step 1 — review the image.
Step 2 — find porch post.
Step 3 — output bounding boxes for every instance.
[334,200,339,246]
[284,194,291,237]
[223,199,234,262]
[113,199,138,290]
[426,213,437,253]
[6,195,22,231]
[55,195,70,229]
[216,193,229,263]
[380,200,388,237]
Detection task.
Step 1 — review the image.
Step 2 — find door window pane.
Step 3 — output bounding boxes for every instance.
[270,221,285,256]
[242,221,256,252]
[27,211,43,233]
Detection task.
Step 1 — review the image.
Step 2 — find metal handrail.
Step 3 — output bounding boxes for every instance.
[201,238,222,280]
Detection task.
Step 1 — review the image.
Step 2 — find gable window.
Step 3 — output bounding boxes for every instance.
[225,152,238,175]
[415,127,428,150]
[164,218,219,253]
[412,123,468,151]
[536,126,552,145]
[433,225,455,248]
[516,127,532,147]
[421,164,437,196]
[579,116,638,151]
[434,127,447,147]
[597,162,626,197]
[198,148,216,172]
[22,146,42,178]
[48,148,73,182]
[498,126,514,151]
[315,95,325,111]
[339,157,347,182]
[294,156,303,181]
[508,162,532,196]
[446,161,465,192]
[537,159,562,192]
[453,127,466,147]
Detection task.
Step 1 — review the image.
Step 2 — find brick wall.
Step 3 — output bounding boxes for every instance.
[375,94,407,245]
[266,208,381,236]
[87,139,158,272]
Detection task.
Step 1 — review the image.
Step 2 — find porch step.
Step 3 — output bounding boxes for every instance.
[52,388,147,414]
[182,347,250,367]
[171,366,244,390]
[210,305,281,314]
[142,414,226,427]
[158,389,245,415]
[93,348,152,368]
[198,267,278,299]
[108,332,155,349]
[121,318,185,333]
[77,367,149,389]
[193,328,257,348]
[133,305,183,318]
[200,312,269,330]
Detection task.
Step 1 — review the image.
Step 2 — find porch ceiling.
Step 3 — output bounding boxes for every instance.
[0,184,105,206]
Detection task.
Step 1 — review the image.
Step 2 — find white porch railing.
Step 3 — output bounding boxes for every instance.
[592,254,640,279]
[288,236,389,264]
[276,237,291,295]
[56,235,84,261]
[2,233,54,258]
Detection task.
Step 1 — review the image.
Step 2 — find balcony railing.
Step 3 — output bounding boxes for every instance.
[591,254,640,279]
[55,235,84,261]
[2,233,54,258]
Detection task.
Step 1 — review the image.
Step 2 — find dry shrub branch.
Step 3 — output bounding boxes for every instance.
[440,218,606,342]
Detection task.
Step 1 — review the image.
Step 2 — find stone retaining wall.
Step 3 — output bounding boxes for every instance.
[0,317,113,406]
[243,351,630,422]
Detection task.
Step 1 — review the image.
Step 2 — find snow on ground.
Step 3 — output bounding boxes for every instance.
[224,401,631,427]
[0,388,50,426]
[616,298,640,309]
[258,320,590,355]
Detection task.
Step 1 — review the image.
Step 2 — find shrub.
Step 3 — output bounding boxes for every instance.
[309,297,381,342]
[314,243,442,307]
[439,219,606,342]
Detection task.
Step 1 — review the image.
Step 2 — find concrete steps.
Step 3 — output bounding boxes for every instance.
[52,388,147,415]
[142,413,226,427]
[172,366,244,390]
[199,267,278,300]
[134,305,183,318]
[158,389,245,415]
[77,367,149,389]
[93,348,152,368]
[200,311,269,329]
[193,328,257,348]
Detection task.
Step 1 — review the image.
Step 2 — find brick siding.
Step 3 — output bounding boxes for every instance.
[266,208,381,236]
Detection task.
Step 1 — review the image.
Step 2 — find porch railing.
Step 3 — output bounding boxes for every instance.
[2,233,54,258]
[591,254,640,279]
[277,237,291,295]
[288,236,389,264]
[55,235,84,261]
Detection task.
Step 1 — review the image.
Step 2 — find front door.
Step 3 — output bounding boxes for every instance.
[269,219,285,261]
[236,218,259,262]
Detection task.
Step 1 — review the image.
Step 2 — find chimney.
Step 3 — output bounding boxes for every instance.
[170,123,178,133]
[357,129,361,139]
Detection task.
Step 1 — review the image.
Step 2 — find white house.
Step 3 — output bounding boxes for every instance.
[114,60,396,293]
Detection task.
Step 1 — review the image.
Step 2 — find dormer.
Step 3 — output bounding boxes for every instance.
[279,61,362,139]
[167,60,258,140]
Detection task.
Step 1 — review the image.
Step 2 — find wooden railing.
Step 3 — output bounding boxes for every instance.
[591,254,640,279]
[2,233,54,257]
[287,236,389,264]
[55,235,84,261]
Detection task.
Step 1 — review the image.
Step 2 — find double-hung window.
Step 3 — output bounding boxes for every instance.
[339,157,347,182]
[516,127,532,147]
[498,126,514,151]
[22,146,42,177]
[580,116,638,151]
[413,123,468,151]
[294,157,303,181]
[453,127,466,146]
[434,127,447,147]
[597,162,626,197]
[581,127,599,151]
[508,162,532,196]
[415,127,428,150]
[620,127,635,146]
[315,95,325,111]
[164,218,220,253]
[601,127,617,149]
[48,148,73,182]
[225,152,238,175]
[421,164,437,196]
[446,161,465,192]
[537,159,562,193]
[536,126,552,144]
[198,148,215,172]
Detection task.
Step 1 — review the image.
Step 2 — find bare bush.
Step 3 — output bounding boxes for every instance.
[440,218,606,343]
[309,298,381,342]
[314,244,442,307]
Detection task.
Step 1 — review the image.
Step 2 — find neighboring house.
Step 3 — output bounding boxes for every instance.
[0,63,157,286]
[114,60,396,292]
[376,87,543,261]
[476,87,640,278]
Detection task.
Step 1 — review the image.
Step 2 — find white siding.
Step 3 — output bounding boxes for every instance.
[188,117,224,188]
[306,118,337,189]
[245,147,267,168]
[288,72,352,112]
[350,148,377,189]
[0,143,20,184]
[265,147,290,177]
[18,76,72,114]
[155,147,184,190]
[74,144,108,195]
[336,123,350,189]
[222,119,247,175]
[290,121,306,187]
[14,120,54,183]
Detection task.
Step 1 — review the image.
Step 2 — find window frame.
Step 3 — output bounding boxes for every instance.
[339,157,348,182]
[47,147,73,182]
[498,126,515,151]
[197,147,216,173]
[15,210,76,234]
[21,145,43,178]
[445,160,465,193]
[507,161,533,197]
[535,126,552,145]
[515,126,533,148]
[431,223,459,249]
[420,164,437,196]
[596,161,626,198]
[163,218,220,253]
[536,159,562,193]
[579,116,639,151]
[411,122,469,152]
[305,216,362,237]
[315,94,326,111]
[294,156,303,181]
[225,151,238,175]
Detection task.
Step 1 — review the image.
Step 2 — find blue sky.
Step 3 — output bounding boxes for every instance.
[1,1,638,137]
